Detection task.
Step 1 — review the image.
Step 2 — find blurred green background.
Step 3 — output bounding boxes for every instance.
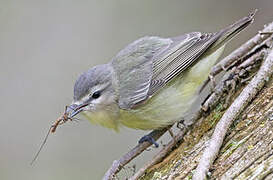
[1,0,272,179]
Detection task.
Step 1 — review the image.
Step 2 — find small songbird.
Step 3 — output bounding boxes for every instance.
[67,12,255,133]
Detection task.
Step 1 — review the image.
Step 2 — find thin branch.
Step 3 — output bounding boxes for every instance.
[201,25,273,112]
[104,22,273,180]
[202,48,267,112]
[133,23,273,179]
[202,22,273,87]
[192,40,273,180]
[129,47,265,179]
[103,128,168,180]
[129,111,204,180]
[129,128,188,180]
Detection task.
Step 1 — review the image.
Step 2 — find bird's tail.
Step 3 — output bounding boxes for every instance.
[210,9,257,51]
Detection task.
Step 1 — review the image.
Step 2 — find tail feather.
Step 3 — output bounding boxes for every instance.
[210,9,256,51]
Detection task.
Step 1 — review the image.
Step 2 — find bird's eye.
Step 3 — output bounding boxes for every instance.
[91,91,101,99]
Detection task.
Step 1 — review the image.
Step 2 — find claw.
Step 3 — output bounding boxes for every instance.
[139,135,159,148]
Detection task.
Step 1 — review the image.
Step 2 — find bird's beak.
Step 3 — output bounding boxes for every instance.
[66,103,89,118]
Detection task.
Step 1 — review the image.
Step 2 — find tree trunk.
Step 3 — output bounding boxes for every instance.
[139,24,273,180]
[141,79,273,179]
[103,20,273,180]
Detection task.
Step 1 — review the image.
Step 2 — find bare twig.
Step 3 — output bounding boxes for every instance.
[129,111,203,180]
[104,22,273,180]
[129,48,265,179]
[259,31,273,35]
[202,22,273,112]
[202,22,273,87]
[129,129,188,180]
[31,106,72,165]
[103,128,168,180]
[192,44,273,180]
[202,48,267,112]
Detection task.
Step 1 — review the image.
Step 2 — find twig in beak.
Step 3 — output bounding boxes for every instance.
[30,106,71,165]
[51,106,70,133]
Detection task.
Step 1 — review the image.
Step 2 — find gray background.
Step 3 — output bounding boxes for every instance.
[1,0,273,179]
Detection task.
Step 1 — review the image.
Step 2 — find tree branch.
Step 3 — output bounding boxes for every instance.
[104,21,273,180]
[103,129,167,180]
[193,34,273,180]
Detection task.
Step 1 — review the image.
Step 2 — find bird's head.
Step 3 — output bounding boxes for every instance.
[67,63,118,118]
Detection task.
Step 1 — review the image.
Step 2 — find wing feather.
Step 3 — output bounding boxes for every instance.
[111,37,171,109]
[112,12,255,109]
[112,33,220,109]
[147,32,219,96]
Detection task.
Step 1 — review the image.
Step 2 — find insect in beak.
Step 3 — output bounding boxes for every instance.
[30,103,87,165]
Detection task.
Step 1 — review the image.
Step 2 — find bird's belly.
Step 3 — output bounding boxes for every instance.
[83,46,225,131]
[119,79,197,130]
[119,45,225,130]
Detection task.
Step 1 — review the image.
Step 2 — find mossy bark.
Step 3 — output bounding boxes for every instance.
[139,45,273,179]
[103,21,273,180]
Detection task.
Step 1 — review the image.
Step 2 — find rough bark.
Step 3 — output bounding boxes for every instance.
[104,20,273,180]
[139,74,273,180]
[138,24,273,180]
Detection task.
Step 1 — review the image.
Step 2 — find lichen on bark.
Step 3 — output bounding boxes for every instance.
[141,72,273,180]
[139,26,273,180]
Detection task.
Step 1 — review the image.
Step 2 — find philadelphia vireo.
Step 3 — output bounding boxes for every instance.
[67,12,255,132]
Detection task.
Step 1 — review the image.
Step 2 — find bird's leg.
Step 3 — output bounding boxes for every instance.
[138,132,159,148]
[138,135,159,148]
[138,126,172,148]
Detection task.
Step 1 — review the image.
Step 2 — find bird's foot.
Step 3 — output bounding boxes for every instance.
[138,134,159,148]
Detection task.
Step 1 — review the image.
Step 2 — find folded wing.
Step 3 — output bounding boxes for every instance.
[112,12,255,109]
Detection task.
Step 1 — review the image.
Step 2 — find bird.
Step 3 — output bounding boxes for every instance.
[66,12,255,137]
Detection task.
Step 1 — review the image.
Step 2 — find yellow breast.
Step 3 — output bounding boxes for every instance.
[84,45,225,131]
[119,45,225,130]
